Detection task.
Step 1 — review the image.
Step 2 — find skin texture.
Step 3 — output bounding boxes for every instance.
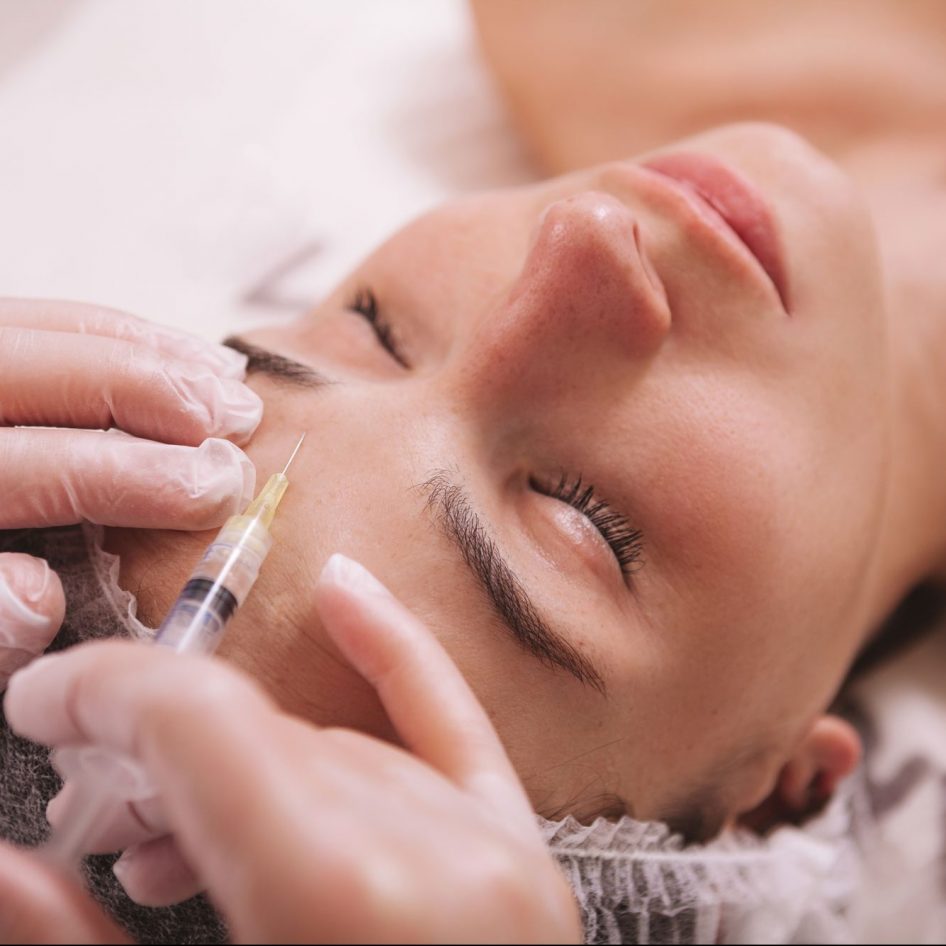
[2,6,945,938]
[109,119,926,832]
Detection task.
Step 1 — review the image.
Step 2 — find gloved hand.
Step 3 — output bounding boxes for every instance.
[0,555,581,945]
[0,298,263,688]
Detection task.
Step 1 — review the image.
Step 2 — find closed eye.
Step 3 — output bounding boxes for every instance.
[348,287,410,369]
[532,473,644,578]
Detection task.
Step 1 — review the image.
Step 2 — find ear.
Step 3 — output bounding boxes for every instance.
[738,715,861,832]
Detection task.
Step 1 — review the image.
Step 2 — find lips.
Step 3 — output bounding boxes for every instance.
[641,152,790,312]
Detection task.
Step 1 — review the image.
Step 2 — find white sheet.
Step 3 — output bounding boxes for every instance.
[0,0,534,340]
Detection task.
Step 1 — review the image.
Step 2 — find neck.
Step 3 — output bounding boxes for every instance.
[855,142,946,634]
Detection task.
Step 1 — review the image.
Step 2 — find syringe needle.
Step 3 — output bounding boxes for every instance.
[281,433,306,476]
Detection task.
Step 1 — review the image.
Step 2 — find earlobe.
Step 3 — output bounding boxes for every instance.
[781,715,862,811]
[738,714,862,833]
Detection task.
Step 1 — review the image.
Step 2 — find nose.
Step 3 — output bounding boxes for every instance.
[451,192,671,413]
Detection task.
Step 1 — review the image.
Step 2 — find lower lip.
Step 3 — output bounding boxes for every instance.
[641,153,789,311]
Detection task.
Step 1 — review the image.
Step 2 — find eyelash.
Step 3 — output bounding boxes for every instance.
[349,288,409,368]
[535,473,644,576]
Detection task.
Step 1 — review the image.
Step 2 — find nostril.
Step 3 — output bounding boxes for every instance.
[632,222,668,307]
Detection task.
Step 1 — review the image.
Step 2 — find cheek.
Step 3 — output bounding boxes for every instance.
[621,378,851,725]
[631,382,789,599]
[631,353,886,628]
[618,381,881,773]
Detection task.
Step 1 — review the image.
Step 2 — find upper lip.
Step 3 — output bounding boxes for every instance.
[639,153,790,313]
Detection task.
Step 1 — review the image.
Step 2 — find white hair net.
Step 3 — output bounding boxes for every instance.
[539,772,871,945]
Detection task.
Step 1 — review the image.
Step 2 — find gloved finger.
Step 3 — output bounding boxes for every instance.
[46,783,168,855]
[112,836,203,908]
[0,298,247,379]
[4,644,282,876]
[4,644,287,910]
[314,554,535,825]
[0,842,130,944]
[0,554,64,690]
[0,430,255,531]
[4,641,274,763]
[0,328,261,446]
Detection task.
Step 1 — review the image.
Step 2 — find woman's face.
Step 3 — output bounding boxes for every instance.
[235,123,888,828]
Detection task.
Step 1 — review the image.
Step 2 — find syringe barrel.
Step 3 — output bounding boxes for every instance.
[41,449,300,872]
[153,517,272,655]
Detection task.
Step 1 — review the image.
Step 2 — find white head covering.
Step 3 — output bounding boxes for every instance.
[539,772,871,944]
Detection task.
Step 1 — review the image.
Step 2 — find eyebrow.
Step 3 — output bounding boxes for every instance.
[422,472,606,694]
[223,336,335,389]
[220,341,604,691]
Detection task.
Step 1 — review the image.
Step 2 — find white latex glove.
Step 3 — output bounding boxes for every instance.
[0,298,263,687]
[0,555,580,944]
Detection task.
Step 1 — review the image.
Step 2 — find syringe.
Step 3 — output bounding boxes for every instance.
[152,432,305,655]
[40,433,306,870]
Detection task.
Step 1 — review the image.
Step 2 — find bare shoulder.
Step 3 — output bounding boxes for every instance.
[470,0,946,171]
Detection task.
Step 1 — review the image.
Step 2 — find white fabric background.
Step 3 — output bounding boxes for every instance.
[0,0,535,339]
